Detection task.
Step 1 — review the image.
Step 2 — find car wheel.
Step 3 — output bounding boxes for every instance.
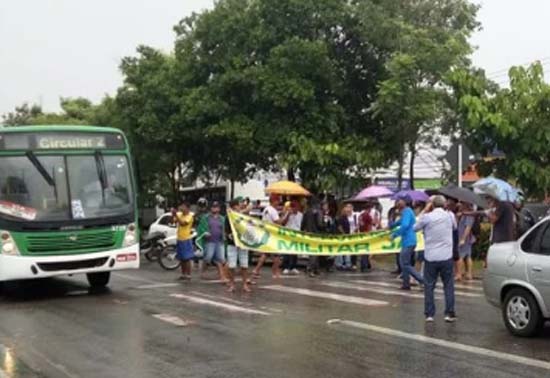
[87,272,111,288]
[502,288,543,337]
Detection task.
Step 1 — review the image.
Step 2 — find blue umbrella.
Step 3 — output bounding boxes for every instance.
[473,177,520,202]
[391,190,429,203]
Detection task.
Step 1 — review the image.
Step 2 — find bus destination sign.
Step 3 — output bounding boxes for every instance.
[0,132,126,150]
[37,135,106,149]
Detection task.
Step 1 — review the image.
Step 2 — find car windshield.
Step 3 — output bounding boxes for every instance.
[0,154,133,222]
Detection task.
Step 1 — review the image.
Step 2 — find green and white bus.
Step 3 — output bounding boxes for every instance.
[0,125,139,288]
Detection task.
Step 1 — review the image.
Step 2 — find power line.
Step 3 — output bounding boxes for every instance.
[486,57,550,79]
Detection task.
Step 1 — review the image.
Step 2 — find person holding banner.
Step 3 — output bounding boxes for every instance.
[391,194,424,290]
[335,204,354,270]
[225,199,251,293]
[252,194,289,279]
[282,201,303,275]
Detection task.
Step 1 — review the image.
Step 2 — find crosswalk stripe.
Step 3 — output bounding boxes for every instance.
[189,291,249,306]
[170,293,271,315]
[453,282,484,291]
[202,276,299,284]
[320,281,425,299]
[328,319,550,371]
[353,280,483,298]
[152,314,193,327]
[261,285,389,306]
[136,283,180,289]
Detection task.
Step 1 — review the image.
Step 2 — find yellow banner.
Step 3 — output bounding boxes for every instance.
[228,211,424,256]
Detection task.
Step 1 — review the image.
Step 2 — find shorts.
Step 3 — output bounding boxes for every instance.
[416,250,425,263]
[459,244,472,259]
[176,240,194,261]
[227,245,249,269]
[204,242,225,264]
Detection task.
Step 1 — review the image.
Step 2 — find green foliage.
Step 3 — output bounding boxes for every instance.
[451,62,550,199]
[2,103,43,126]
[472,223,491,260]
[3,0,484,204]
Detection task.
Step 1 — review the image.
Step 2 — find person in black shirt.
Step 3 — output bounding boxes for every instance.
[488,198,516,243]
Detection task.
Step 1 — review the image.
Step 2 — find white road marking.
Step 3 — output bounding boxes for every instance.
[152,314,193,327]
[202,276,300,284]
[354,280,483,298]
[65,290,90,296]
[453,282,484,291]
[136,283,180,289]
[190,291,249,306]
[320,281,425,299]
[113,272,159,284]
[170,293,271,315]
[337,271,387,278]
[261,285,389,306]
[328,319,550,371]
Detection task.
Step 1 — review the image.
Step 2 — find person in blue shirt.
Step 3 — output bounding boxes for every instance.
[391,194,424,290]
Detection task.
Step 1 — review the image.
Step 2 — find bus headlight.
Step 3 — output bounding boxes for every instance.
[1,232,19,256]
[123,223,137,247]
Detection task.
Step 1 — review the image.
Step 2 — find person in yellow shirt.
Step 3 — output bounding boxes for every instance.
[172,202,194,280]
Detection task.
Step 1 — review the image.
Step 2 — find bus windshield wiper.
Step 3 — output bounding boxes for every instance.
[94,150,107,204]
[26,151,55,187]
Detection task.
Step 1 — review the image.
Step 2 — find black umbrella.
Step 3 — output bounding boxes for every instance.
[437,185,488,209]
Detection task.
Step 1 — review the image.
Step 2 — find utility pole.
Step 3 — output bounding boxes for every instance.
[458,143,463,188]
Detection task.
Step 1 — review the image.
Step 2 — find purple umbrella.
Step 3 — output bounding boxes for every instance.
[353,185,394,201]
[391,190,429,203]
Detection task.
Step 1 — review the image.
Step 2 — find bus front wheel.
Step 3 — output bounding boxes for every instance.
[87,272,111,288]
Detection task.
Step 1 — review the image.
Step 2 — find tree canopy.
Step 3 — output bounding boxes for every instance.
[6,0,516,203]
[450,62,550,199]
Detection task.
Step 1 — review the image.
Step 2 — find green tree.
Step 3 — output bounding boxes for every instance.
[369,0,479,189]
[173,0,480,192]
[451,62,550,199]
[2,103,43,126]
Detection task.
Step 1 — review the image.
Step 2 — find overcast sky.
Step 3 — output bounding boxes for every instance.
[1,0,549,115]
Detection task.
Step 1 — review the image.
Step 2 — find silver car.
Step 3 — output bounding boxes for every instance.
[484,216,550,337]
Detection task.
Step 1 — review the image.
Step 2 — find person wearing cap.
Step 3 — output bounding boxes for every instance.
[198,201,227,282]
[414,195,457,323]
[252,194,289,279]
[225,199,251,293]
[391,194,424,290]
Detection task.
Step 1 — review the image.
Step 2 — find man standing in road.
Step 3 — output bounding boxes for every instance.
[252,195,289,279]
[335,204,354,270]
[225,199,251,293]
[173,202,194,280]
[282,201,303,275]
[199,201,227,281]
[414,195,457,323]
[391,194,424,290]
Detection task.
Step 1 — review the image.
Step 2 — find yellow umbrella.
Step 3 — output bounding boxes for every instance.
[265,181,311,196]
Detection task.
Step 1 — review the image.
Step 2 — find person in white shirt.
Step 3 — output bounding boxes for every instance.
[252,195,289,279]
[282,201,303,275]
[414,195,457,323]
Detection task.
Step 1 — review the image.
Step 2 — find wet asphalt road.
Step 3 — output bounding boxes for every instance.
[0,260,550,378]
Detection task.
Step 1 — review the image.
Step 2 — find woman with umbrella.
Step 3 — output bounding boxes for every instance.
[456,202,476,281]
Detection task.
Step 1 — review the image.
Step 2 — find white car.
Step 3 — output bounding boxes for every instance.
[148,213,177,238]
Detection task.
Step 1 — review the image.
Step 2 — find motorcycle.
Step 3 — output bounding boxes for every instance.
[140,231,167,262]
[158,231,204,270]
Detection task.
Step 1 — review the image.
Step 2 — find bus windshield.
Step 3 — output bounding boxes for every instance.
[0,154,133,222]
